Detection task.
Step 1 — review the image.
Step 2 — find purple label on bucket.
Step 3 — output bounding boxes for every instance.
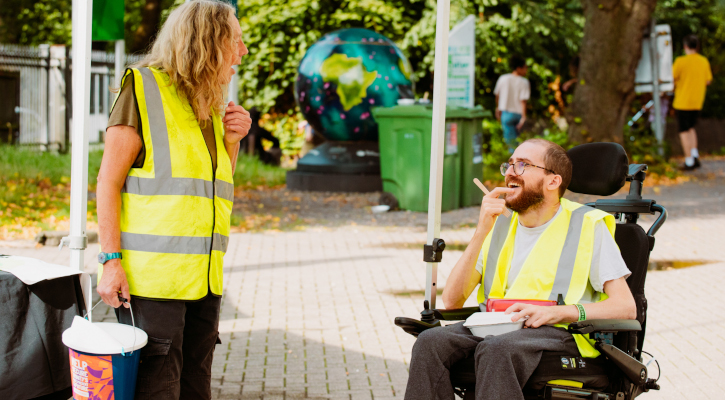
[69,349,115,400]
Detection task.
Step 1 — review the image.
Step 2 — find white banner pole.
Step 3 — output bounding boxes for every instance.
[228,66,239,103]
[650,19,664,155]
[425,0,451,309]
[114,39,125,87]
[65,0,94,318]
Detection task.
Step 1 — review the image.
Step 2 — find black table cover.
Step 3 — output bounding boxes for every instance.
[1,271,86,400]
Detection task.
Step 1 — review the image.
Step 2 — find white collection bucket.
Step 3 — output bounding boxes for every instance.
[62,316,148,400]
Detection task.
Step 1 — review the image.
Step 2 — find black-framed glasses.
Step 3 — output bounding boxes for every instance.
[500,161,556,176]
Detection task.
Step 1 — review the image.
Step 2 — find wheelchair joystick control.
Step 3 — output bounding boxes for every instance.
[421,300,436,323]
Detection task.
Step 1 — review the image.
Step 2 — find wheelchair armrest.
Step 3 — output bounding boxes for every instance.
[568,319,642,335]
[596,342,648,386]
[394,317,440,337]
[435,307,479,321]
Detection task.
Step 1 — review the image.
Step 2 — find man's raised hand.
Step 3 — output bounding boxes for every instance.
[477,187,514,232]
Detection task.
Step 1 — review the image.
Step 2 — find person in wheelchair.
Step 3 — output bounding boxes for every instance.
[404,139,637,400]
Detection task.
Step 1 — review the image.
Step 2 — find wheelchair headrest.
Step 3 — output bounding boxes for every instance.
[567,143,628,196]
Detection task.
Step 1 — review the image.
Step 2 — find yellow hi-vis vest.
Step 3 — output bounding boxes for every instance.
[98,67,234,300]
[476,198,617,358]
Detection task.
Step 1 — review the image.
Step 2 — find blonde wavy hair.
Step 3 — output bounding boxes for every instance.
[134,0,237,123]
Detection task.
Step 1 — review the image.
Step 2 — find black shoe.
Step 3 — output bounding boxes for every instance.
[694,157,701,168]
[681,163,698,171]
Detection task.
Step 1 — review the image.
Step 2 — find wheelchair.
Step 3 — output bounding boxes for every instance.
[395,143,668,400]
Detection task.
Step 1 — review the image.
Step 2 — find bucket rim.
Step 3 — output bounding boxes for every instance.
[63,320,148,354]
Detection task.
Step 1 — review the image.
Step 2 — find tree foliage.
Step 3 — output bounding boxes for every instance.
[237,0,585,116]
[398,0,585,118]
[2,0,724,124]
[0,0,176,51]
[237,0,428,112]
[0,0,73,45]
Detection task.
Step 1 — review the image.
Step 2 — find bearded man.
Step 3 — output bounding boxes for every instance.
[403,139,637,400]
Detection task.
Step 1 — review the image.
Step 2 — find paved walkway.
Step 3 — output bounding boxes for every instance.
[3,171,725,399]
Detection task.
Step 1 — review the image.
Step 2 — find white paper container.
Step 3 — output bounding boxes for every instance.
[463,312,525,337]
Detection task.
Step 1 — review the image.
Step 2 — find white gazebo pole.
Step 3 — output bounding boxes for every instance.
[64,0,94,318]
[228,66,239,103]
[425,0,451,309]
[114,39,125,87]
[650,19,664,155]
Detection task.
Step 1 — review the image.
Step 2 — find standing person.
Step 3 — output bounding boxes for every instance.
[673,34,713,170]
[95,1,251,398]
[494,55,531,152]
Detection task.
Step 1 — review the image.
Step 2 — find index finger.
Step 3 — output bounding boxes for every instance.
[504,303,526,314]
[225,105,249,116]
[486,187,515,198]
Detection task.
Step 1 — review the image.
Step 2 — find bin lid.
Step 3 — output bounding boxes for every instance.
[62,316,148,354]
[371,104,491,119]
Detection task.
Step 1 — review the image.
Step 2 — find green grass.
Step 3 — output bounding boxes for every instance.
[0,146,287,191]
[0,145,103,186]
[233,154,287,189]
[0,145,287,239]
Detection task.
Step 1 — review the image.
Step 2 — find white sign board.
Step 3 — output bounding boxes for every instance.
[635,24,674,93]
[447,15,476,108]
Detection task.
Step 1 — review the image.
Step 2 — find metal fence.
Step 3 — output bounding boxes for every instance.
[0,43,144,151]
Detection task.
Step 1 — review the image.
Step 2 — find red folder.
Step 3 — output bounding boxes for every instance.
[485,299,557,312]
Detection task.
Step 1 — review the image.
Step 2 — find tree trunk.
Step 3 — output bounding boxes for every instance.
[568,0,656,144]
[130,0,163,53]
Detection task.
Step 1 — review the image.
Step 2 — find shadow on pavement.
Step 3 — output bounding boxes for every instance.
[212,328,408,400]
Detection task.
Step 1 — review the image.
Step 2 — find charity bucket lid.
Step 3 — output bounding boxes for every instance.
[463,312,523,327]
[62,316,148,354]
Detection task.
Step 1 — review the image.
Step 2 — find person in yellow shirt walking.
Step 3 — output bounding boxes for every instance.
[673,34,713,170]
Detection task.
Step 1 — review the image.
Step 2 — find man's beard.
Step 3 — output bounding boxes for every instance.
[505,177,545,214]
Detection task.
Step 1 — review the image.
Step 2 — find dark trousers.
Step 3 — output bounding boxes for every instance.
[115,294,222,400]
[404,322,579,400]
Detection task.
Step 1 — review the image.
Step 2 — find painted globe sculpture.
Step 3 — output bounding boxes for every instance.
[295,28,414,142]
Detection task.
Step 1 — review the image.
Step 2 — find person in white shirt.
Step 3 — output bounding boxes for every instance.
[494,55,531,152]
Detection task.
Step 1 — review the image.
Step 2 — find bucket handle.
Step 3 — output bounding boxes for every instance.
[84,295,138,356]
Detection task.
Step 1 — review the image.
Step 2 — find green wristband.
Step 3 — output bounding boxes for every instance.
[575,304,586,322]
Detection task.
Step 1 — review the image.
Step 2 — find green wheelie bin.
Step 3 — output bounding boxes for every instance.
[372,105,485,212]
[449,107,490,207]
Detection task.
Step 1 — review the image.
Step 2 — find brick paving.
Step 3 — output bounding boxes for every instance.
[3,163,725,399]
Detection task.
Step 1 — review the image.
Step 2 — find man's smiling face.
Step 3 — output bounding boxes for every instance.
[504,142,549,214]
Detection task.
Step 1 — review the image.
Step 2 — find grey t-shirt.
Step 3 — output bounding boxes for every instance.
[475,206,631,294]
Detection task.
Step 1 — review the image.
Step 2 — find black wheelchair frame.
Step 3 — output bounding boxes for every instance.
[394,143,667,400]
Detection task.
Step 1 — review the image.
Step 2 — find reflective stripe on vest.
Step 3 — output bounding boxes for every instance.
[547,206,595,302]
[120,232,230,254]
[476,198,616,357]
[103,67,234,300]
[483,212,512,300]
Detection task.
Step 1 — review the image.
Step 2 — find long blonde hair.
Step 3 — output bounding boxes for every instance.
[134,0,236,123]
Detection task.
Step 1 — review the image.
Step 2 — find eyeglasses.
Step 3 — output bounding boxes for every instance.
[500,161,556,176]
